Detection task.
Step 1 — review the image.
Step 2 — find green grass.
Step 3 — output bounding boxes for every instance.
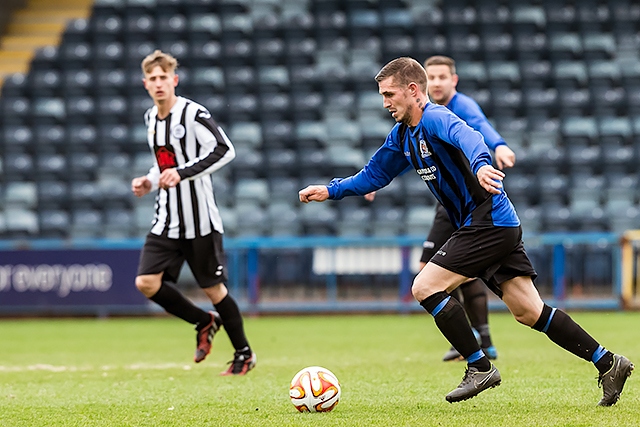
[0,312,638,427]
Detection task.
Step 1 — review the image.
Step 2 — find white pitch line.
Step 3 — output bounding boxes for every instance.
[0,363,197,372]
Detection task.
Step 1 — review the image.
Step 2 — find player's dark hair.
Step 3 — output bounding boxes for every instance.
[424,55,456,75]
[375,57,427,93]
[141,49,179,75]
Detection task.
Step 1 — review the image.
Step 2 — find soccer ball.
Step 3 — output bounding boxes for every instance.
[289,366,341,412]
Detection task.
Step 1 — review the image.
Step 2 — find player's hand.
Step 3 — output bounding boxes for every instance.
[364,191,376,202]
[494,145,516,169]
[158,168,181,189]
[299,185,330,203]
[477,165,504,195]
[131,176,152,197]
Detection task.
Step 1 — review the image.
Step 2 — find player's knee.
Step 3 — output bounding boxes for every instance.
[135,275,160,297]
[512,309,538,327]
[411,277,436,302]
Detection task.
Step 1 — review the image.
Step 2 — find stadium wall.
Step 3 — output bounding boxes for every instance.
[0,232,627,316]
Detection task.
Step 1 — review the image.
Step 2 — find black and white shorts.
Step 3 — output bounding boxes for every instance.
[137,231,228,288]
[420,204,455,264]
[429,224,537,298]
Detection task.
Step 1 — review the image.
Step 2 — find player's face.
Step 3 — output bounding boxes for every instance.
[426,64,458,105]
[143,65,178,104]
[378,76,415,126]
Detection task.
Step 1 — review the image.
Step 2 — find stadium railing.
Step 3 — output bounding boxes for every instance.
[0,231,629,316]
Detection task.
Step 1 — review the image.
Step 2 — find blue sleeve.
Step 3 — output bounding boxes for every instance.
[428,108,492,175]
[327,133,410,200]
[453,97,506,151]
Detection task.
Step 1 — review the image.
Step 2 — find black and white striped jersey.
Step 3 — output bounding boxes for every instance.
[143,96,235,239]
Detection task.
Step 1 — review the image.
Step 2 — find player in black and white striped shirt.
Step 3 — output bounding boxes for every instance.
[131,50,256,375]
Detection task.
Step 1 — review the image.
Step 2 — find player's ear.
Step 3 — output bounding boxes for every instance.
[173,73,179,87]
[452,73,459,87]
[408,81,418,97]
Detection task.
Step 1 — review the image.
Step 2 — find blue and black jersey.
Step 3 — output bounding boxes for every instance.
[446,92,506,151]
[326,103,520,229]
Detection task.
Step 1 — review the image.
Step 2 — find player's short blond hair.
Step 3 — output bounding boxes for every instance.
[424,55,456,75]
[141,50,178,75]
[375,57,427,93]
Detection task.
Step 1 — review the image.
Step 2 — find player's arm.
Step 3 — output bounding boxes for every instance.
[300,133,409,202]
[458,99,515,169]
[175,109,236,181]
[433,111,503,194]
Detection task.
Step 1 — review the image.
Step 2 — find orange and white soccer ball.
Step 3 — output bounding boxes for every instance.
[289,366,341,412]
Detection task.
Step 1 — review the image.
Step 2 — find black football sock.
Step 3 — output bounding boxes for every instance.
[421,291,490,371]
[214,293,251,353]
[460,279,492,348]
[150,281,210,326]
[532,304,613,373]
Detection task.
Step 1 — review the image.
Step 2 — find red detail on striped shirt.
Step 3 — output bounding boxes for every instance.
[156,146,177,171]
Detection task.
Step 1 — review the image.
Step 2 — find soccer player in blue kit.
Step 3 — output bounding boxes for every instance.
[422,55,516,362]
[299,57,633,404]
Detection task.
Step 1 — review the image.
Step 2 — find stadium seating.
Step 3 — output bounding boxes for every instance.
[1,0,639,238]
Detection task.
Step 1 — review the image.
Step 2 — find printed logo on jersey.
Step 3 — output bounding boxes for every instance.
[155,146,178,172]
[419,139,431,158]
[171,124,185,139]
[416,166,437,181]
[198,110,211,120]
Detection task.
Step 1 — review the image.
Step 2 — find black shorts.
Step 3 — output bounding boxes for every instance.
[420,204,455,264]
[137,231,228,288]
[429,224,537,298]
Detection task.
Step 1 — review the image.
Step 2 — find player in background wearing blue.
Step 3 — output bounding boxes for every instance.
[423,55,516,362]
[299,57,633,404]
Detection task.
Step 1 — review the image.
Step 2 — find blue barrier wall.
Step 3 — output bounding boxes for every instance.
[0,232,622,316]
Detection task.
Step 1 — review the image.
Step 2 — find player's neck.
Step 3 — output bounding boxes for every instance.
[156,95,178,119]
[407,97,427,127]
[443,90,457,106]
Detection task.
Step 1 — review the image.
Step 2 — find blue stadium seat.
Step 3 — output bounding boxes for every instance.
[583,32,616,60]
[371,204,405,237]
[549,32,583,60]
[514,33,547,61]
[39,209,71,238]
[32,97,66,120]
[258,66,290,91]
[125,13,155,35]
[336,203,371,237]
[66,96,96,121]
[37,181,69,210]
[265,148,297,174]
[516,205,540,232]
[63,18,90,44]
[3,124,33,150]
[36,152,67,180]
[235,202,268,237]
[4,181,36,211]
[291,92,322,121]
[4,208,39,237]
[70,181,102,209]
[224,66,255,89]
[558,87,590,117]
[104,208,134,238]
[554,61,589,88]
[300,202,337,235]
[70,208,103,238]
[268,176,300,203]
[267,202,302,237]
[64,69,94,95]
[512,5,546,32]
[4,153,34,180]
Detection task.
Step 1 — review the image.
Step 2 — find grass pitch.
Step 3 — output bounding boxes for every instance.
[0,312,638,427]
